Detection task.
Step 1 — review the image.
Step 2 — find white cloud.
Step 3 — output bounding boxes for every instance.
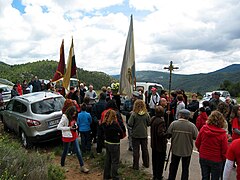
[0,0,240,76]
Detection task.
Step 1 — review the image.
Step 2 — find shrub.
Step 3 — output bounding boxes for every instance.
[48,164,65,180]
[0,133,65,180]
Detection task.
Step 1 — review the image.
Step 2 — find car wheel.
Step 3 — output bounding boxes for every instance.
[20,130,32,148]
[2,119,9,132]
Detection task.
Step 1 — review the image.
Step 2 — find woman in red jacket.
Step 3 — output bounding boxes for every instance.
[196,107,208,131]
[230,105,240,141]
[195,110,228,180]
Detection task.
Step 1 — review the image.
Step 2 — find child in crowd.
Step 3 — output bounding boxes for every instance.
[77,103,92,153]
[102,109,124,180]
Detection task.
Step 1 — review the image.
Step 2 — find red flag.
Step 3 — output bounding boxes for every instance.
[52,39,65,82]
[71,54,76,77]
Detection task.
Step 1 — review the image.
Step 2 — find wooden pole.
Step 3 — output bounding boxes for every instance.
[163,61,179,128]
[163,61,179,171]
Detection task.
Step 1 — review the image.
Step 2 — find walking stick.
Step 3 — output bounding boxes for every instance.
[164,144,172,171]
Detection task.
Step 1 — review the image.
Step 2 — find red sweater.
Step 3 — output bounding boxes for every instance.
[196,112,208,131]
[232,117,240,141]
[226,138,240,180]
[62,120,78,142]
[195,124,228,162]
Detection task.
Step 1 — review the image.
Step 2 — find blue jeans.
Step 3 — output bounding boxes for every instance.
[80,131,91,152]
[61,138,84,167]
[199,158,223,180]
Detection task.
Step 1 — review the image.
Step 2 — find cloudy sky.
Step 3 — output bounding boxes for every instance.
[1,0,240,75]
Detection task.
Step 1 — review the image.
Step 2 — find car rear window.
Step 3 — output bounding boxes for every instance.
[31,97,65,114]
[1,86,11,93]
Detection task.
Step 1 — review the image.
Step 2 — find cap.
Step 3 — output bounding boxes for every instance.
[214,92,221,96]
[132,91,140,97]
[151,87,157,91]
[179,109,190,116]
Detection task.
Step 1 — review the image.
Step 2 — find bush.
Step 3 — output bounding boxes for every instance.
[0,133,65,180]
[48,164,65,180]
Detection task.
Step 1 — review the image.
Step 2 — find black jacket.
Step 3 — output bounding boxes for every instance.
[92,100,107,122]
[150,115,167,152]
[102,122,123,143]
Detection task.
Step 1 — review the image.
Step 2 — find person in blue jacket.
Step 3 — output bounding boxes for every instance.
[77,103,92,153]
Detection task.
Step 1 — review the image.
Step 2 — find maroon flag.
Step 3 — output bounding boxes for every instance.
[71,53,76,77]
[52,39,65,82]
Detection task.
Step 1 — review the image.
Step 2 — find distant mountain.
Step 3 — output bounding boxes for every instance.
[113,64,240,94]
[211,64,240,73]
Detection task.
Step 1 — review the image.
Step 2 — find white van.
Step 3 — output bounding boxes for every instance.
[55,78,79,89]
[120,82,164,110]
[136,82,164,104]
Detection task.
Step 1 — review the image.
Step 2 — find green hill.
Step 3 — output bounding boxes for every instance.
[113,64,240,94]
[0,60,115,90]
[1,60,240,94]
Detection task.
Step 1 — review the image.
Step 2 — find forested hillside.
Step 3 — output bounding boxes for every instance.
[0,60,115,90]
[113,64,240,94]
[1,60,240,94]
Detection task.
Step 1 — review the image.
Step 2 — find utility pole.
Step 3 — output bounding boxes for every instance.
[163,61,179,127]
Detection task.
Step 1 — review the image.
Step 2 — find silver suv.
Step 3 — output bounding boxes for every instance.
[0,84,12,104]
[0,91,65,148]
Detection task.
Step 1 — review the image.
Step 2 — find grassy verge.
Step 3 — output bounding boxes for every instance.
[0,125,151,180]
[0,130,65,180]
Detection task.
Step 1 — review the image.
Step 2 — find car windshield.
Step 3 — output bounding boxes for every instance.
[31,97,65,114]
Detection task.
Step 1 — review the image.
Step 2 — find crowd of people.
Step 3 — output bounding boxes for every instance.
[121,87,239,180]
[56,82,126,179]
[2,77,239,180]
[135,88,239,180]
[9,76,54,98]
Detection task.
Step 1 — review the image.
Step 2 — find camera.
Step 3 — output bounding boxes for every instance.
[72,123,77,131]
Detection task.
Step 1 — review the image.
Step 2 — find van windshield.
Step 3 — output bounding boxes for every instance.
[31,97,65,114]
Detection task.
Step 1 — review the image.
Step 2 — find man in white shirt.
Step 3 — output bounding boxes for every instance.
[149,87,160,117]
[85,84,97,105]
